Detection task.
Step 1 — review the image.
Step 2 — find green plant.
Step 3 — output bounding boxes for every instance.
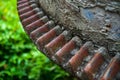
[0,0,76,80]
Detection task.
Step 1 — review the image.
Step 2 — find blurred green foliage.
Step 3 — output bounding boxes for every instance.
[0,0,76,80]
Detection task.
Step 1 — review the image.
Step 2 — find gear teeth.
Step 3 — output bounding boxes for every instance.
[17,0,28,5]
[54,36,82,64]
[22,11,44,26]
[100,54,120,80]
[67,41,93,72]
[30,20,55,41]
[45,30,71,57]
[18,2,30,9]
[36,26,62,51]
[25,16,48,34]
[83,47,108,80]
[18,0,36,9]
[17,0,35,5]
[20,7,42,21]
[18,3,37,15]
[17,1,120,80]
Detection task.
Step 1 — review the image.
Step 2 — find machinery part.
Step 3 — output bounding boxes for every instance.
[17,0,120,80]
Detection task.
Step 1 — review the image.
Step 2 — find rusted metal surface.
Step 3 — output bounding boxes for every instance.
[100,54,120,80]
[22,11,44,26]
[30,20,54,41]
[17,0,120,80]
[36,25,62,50]
[25,16,48,34]
[83,47,107,80]
[45,30,71,57]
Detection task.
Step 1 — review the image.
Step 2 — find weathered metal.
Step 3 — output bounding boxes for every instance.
[67,41,92,72]
[39,0,120,54]
[17,0,120,80]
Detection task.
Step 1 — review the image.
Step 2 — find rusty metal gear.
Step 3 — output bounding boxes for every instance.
[17,0,120,80]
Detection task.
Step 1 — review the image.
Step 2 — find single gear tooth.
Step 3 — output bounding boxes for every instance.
[30,20,55,41]
[30,3,38,9]
[17,0,28,5]
[36,25,62,51]
[18,3,37,15]
[33,7,42,13]
[45,30,72,57]
[20,10,35,20]
[17,0,35,5]
[20,7,42,21]
[18,6,32,15]
[18,0,36,9]
[22,11,44,25]
[18,2,30,10]
[100,53,120,80]
[25,16,49,34]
